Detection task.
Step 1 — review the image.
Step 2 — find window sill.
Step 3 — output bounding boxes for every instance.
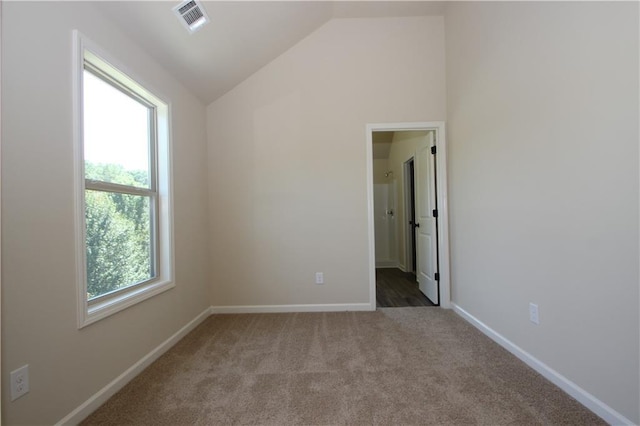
[79,279,175,329]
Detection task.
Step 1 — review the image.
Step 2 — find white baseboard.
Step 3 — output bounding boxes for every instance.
[56,307,212,425]
[451,303,633,426]
[210,303,373,314]
[375,260,398,268]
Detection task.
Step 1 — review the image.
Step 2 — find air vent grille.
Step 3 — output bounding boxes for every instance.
[183,8,204,26]
[178,1,196,15]
[173,0,210,34]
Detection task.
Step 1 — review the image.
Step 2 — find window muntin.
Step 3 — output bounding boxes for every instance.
[75,32,174,328]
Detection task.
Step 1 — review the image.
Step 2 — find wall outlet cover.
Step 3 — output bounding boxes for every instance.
[529,303,540,325]
[11,364,30,401]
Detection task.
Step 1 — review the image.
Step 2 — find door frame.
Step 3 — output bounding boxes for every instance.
[366,122,450,309]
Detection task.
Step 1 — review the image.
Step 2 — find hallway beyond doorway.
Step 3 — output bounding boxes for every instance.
[376,268,435,308]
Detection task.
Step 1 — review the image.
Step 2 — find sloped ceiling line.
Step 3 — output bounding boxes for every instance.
[94,1,445,105]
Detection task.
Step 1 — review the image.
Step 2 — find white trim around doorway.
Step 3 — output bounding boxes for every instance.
[366,122,451,309]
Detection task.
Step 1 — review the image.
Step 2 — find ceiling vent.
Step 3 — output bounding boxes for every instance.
[173,0,210,34]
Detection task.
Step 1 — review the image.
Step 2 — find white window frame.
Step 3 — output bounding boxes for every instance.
[73,31,174,328]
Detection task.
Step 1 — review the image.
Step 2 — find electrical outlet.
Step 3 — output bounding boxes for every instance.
[315,272,324,284]
[529,303,539,325]
[11,365,29,401]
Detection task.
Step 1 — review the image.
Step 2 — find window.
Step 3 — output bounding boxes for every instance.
[74,32,173,327]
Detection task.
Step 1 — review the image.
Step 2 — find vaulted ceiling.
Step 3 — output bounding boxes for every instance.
[94,1,445,105]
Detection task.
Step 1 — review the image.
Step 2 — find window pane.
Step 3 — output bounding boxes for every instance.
[83,70,151,188]
[85,190,154,300]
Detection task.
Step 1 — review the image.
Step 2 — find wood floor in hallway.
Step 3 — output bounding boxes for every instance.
[376,268,435,308]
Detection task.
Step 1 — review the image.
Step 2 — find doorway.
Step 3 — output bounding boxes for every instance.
[366,122,450,309]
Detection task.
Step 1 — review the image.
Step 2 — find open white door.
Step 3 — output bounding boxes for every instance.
[415,132,439,304]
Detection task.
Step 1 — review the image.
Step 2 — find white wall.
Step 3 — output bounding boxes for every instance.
[372,158,389,185]
[1,2,210,424]
[373,159,396,266]
[445,2,639,422]
[207,16,446,307]
[373,183,396,266]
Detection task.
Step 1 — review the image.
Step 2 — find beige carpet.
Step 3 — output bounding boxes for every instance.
[83,308,605,425]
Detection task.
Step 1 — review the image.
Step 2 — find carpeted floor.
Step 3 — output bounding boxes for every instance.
[82,308,605,425]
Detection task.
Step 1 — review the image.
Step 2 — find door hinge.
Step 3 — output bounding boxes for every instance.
[431,146,437,155]
[435,272,440,281]
[432,209,438,218]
